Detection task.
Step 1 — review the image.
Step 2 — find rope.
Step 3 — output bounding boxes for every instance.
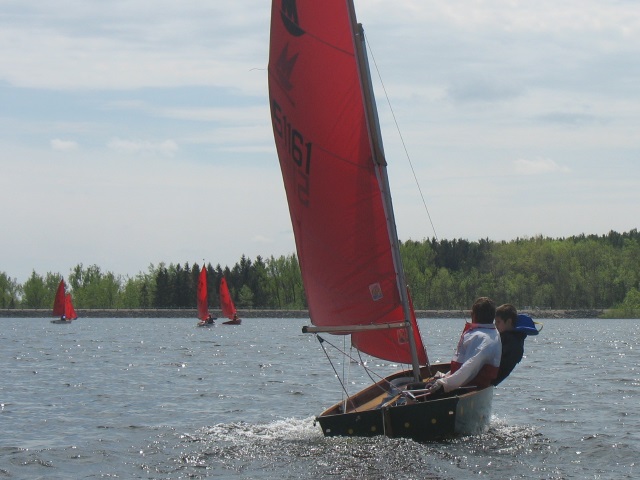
[317,335,357,411]
[317,334,407,400]
[364,32,438,241]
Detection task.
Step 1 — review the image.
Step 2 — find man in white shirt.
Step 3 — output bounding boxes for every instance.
[428,297,501,394]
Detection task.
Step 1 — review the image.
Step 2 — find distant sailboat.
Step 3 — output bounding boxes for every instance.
[197,266,215,327]
[268,0,493,441]
[51,279,77,323]
[64,293,78,320]
[219,277,241,325]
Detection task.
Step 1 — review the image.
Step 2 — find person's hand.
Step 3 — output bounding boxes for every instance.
[433,371,447,379]
[425,379,444,395]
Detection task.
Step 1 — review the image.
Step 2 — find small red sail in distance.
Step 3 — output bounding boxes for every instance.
[64,293,78,320]
[197,266,209,320]
[52,279,66,317]
[219,277,236,320]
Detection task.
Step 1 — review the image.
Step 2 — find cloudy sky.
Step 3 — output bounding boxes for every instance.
[1,1,638,283]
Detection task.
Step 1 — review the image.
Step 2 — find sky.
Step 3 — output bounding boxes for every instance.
[1,1,639,284]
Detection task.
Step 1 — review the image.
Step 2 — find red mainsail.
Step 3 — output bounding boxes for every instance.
[64,293,78,320]
[197,266,209,320]
[219,277,236,320]
[268,0,427,365]
[52,279,66,317]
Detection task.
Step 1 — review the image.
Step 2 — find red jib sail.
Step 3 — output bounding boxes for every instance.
[52,279,66,317]
[64,293,78,320]
[197,266,209,320]
[268,0,427,364]
[219,277,236,320]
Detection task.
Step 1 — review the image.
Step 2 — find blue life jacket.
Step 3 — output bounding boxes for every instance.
[515,314,541,336]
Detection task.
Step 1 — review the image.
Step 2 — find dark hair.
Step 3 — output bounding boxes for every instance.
[496,303,518,327]
[472,297,496,324]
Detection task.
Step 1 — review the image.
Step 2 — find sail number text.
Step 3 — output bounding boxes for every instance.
[271,99,311,206]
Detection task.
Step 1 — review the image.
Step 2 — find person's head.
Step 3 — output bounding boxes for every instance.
[495,303,518,333]
[471,297,496,324]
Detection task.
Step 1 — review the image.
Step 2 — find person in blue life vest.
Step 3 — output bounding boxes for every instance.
[423,297,502,395]
[492,305,540,385]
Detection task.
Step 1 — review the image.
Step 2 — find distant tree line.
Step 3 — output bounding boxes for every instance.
[1,230,639,313]
[400,229,640,312]
[1,254,304,311]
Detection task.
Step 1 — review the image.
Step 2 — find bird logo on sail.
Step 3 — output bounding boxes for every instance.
[276,43,298,92]
[280,0,305,37]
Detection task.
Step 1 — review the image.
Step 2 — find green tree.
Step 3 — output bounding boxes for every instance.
[237,284,254,308]
[429,268,456,309]
[154,263,170,308]
[21,270,48,308]
[247,255,270,308]
[101,271,122,308]
[119,276,142,308]
[5,228,640,313]
[169,263,190,308]
[620,288,640,313]
[68,264,122,308]
[0,271,21,308]
[265,254,305,308]
[400,239,436,309]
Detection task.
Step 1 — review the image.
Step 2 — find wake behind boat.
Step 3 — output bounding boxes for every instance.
[268,0,492,441]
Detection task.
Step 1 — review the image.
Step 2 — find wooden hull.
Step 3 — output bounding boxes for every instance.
[222,319,241,325]
[50,319,72,324]
[316,365,493,442]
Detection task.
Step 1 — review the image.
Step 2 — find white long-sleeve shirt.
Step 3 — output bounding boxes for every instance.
[440,323,501,392]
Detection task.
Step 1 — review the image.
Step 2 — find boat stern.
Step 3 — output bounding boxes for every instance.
[453,386,494,435]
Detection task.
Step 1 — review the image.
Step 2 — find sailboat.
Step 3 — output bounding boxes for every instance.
[64,293,78,321]
[268,0,493,441]
[197,266,215,327]
[51,279,78,323]
[219,277,241,325]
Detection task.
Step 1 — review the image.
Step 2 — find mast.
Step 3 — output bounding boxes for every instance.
[347,1,422,381]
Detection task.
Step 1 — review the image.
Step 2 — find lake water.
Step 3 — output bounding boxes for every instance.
[1,316,638,479]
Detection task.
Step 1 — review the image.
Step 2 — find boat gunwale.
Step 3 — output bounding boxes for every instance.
[318,363,452,417]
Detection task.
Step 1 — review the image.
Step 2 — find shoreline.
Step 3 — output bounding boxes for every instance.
[0,308,606,319]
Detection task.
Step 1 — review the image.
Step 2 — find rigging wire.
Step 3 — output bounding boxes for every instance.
[355,340,415,385]
[317,335,357,411]
[317,334,403,396]
[356,348,376,385]
[342,336,348,409]
[364,33,439,241]
[309,30,446,415]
